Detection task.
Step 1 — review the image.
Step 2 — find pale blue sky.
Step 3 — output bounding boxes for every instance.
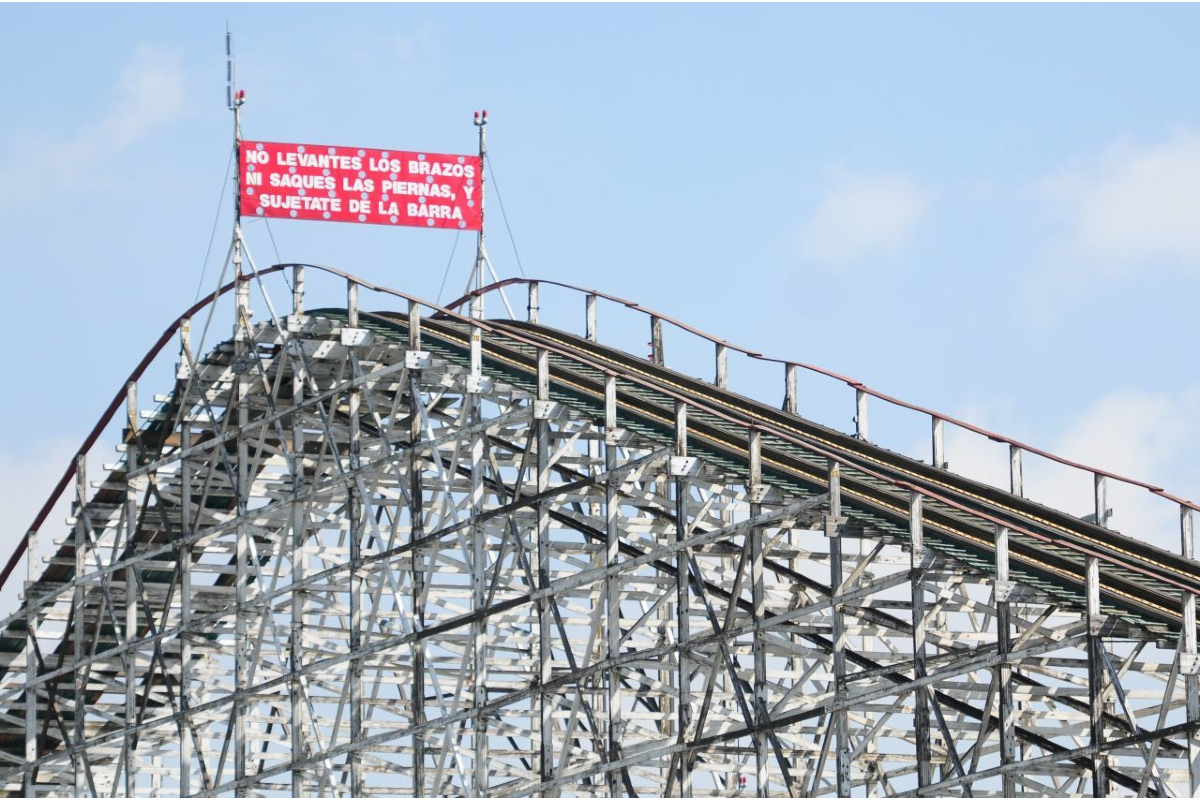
[1,3,1199,558]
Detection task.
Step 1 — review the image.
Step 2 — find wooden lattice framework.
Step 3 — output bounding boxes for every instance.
[3,267,1200,797]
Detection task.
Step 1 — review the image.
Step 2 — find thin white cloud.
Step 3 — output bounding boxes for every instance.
[1039,129,1200,273]
[798,172,931,266]
[0,44,187,210]
[1025,384,1200,551]
[935,386,1200,554]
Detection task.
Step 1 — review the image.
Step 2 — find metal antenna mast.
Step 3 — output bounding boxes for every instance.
[227,28,246,276]
[471,109,488,321]
[464,110,517,320]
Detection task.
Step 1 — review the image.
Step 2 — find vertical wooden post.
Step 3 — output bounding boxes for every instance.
[673,400,691,797]
[586,294,597,341]
[124,471,138,798]
[408,299,422,352]
[126,380,138,439]
[470,320,483,380]
[236,273,250,337]
[1009,445,1023,497]
[178,422,193,798]
[292,265,305,316]
[855,389,869,441]
[1181,507,1200,795]
[290,345,307,797]
[527,281,539,324]
[650,316,664,366]
[749,429,768,795]
[603,374,624,797]
[73,454,88,797]
[931,417,945,470]
[828,460,851,796]
[469,338,487,794]
[994,525,1016,796]
[347,352,363,797]
[176,318,195,794]
[232,277,250,795]
[24,529,38,796]
[1086,555,1108,796]
[408,367,426,797]
[234,370,249,796]
[910,492,932,788]
[125,382,141,797]
[347,280,359,329]
[715,343,728,389]
[1094,474,1109,528]
[784,363,798,416]
[536,349,553,788]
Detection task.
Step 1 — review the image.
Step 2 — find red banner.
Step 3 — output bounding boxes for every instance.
[239,140,482,231]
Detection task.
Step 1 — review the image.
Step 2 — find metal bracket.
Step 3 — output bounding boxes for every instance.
[824,515,848,537]
[405,351,431,370]
[304,339,338,360]
[340,328,374,348]
[605,427,632,446]
[669,456,698,477]
[533,400,559,420]
[466,375,491,394]
[1180,653,1200,676]
[748,484,769,504]
[994,579,1016,603]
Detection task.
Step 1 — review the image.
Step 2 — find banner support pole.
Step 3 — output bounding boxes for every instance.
[233,100,244,283]
[471,110,488,321]
[227,28,246,275]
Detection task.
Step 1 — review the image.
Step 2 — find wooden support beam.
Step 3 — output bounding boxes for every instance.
[292,265,305,315]
[290,354,307,797]
[408,370,426,797]
[124,461,139,798]
[1182,506,1200,796]
[234,377,249,796]
[24,549,37,797]
[910,492,932,789]
[528,281,539,323]
[348,378,363,797]
[784,363,798,416]
[536,349,553,787]
[932,417,945,470]
[828,459,851,796]
[1010,445,1023,497]
[994,524,1016,797]
[586,294,597,342]
[651,316,664,366]
[603,374,623,798]
[673,399,691,797]
[1094,474,1109,528]
[470,375,487,794]
[408,299,422,352]
[470,321,483,381]
[855,389,868,441]
[126,380,138,439]
[347,280,359,329]
[1086,555,1108,797]
[73,453,87,797]
[178,423,193,798]
[749,429,768,795]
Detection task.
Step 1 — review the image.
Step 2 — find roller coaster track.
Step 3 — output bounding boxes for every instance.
[3,263,1198,797]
